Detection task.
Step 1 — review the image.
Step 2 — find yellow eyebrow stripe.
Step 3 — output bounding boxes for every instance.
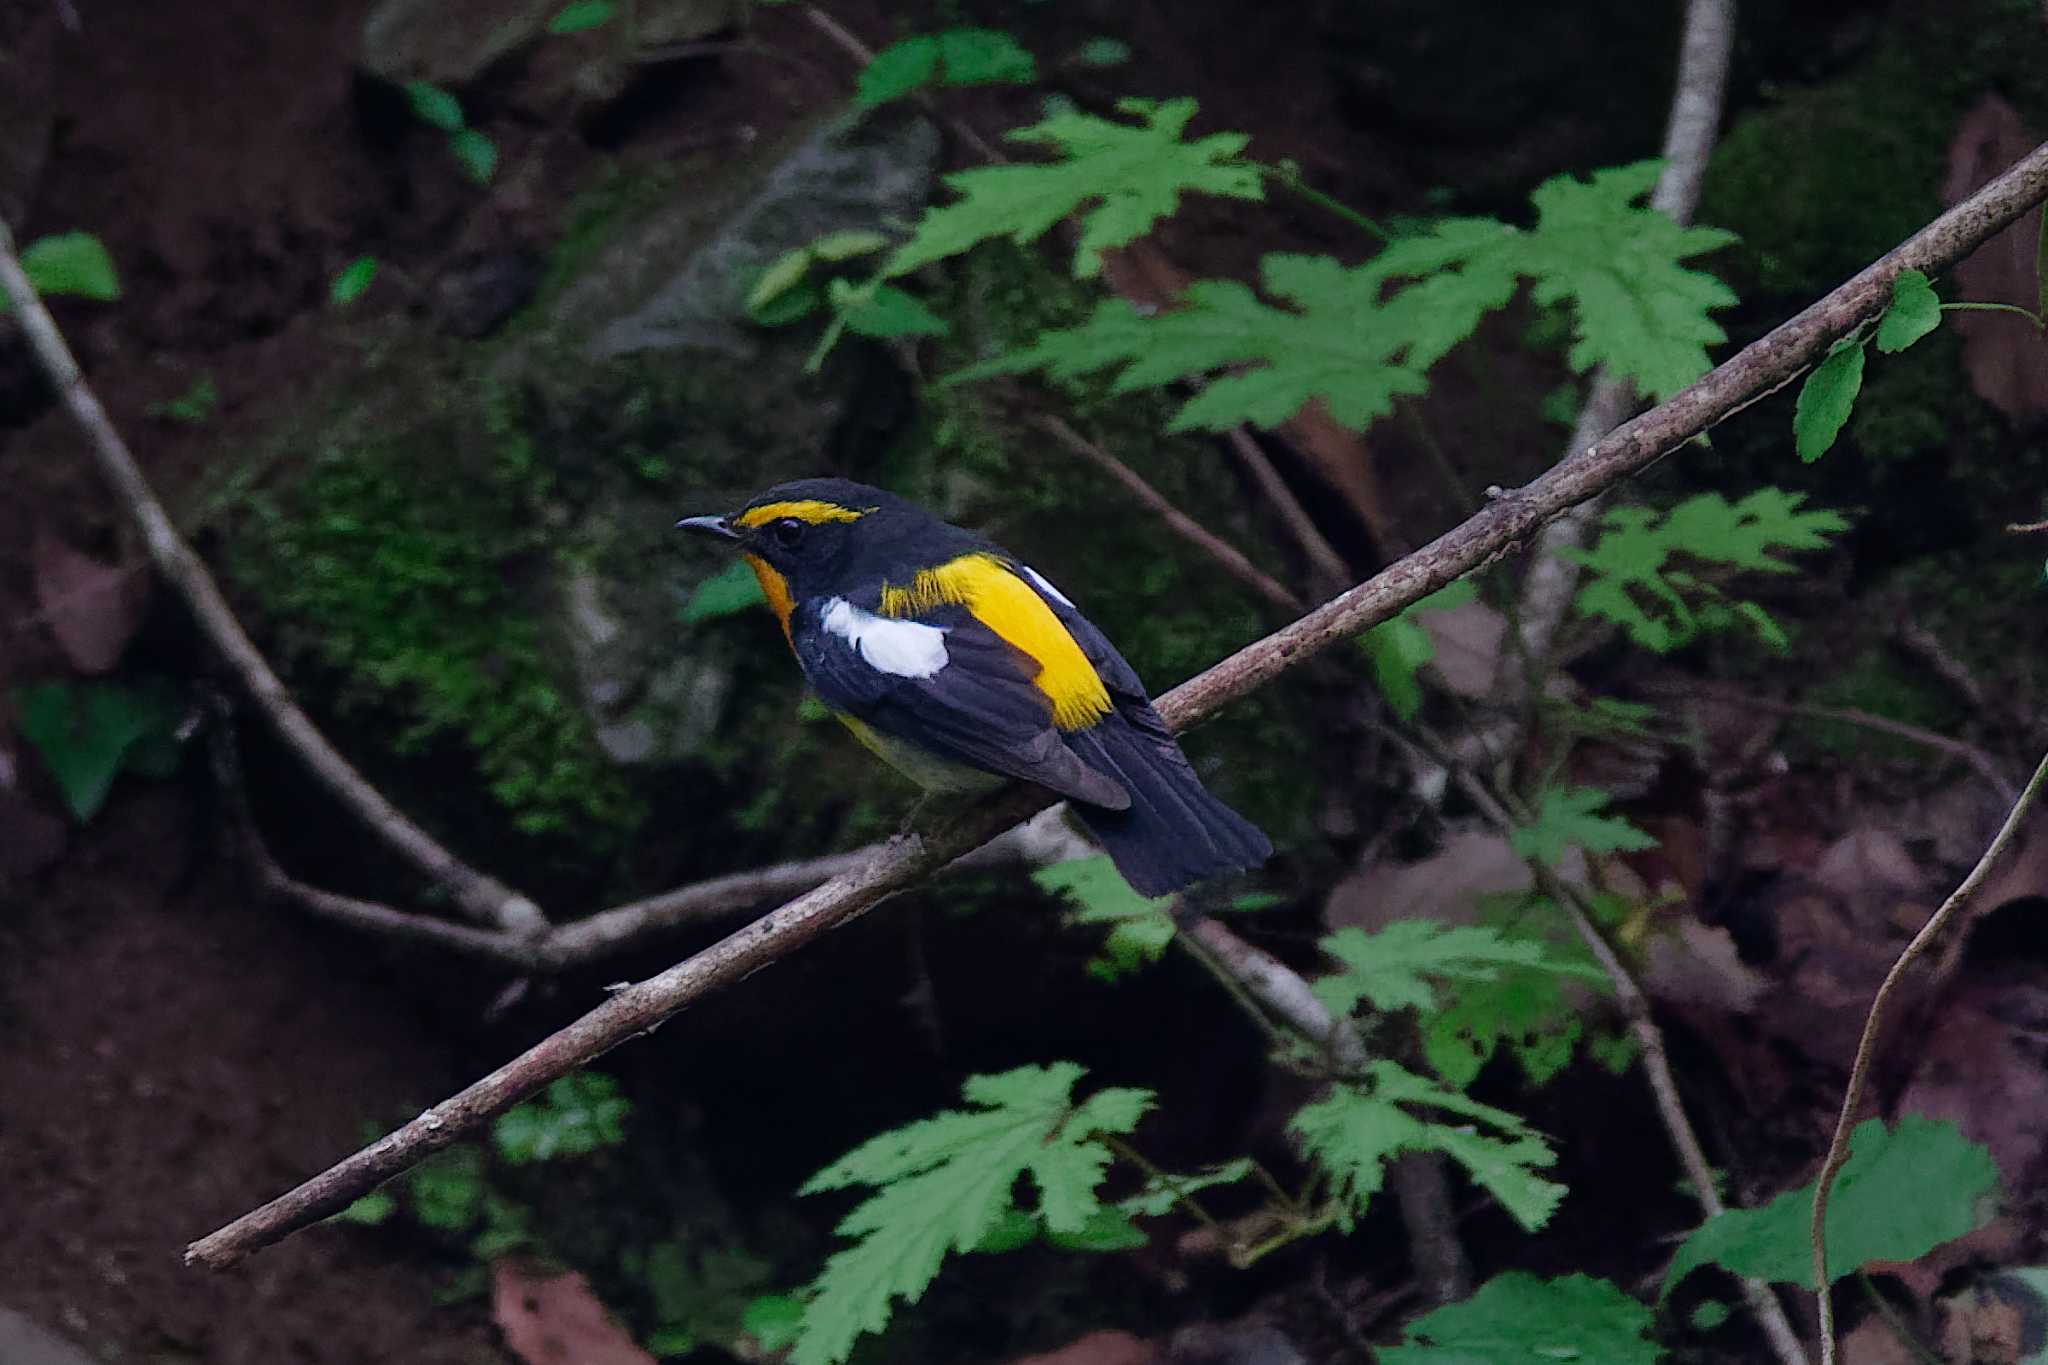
[880,553,1111,731]
[735,499,871,529]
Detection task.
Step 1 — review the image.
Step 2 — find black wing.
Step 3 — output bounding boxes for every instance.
[790,598,1130,810]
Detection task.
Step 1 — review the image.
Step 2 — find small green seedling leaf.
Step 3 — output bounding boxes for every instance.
[1793,338,1865,462]
[828,279,948,339]
[1663,1115,1998,1296]
[742,1295,806,1352]
[682,561,767,623]
[1034,854,1175,980]
[1510,786,1656,867]
[1381,1272,1662,1365]
[1071,37,1132,68]
[791,1063,1153,1365]
[855,29,1036,107]
[331,255,379,306]
[748,247,816,313]
[331,1190,398,1225]
[14,231,122,306]
[547,0,615,33]
[147,373,218,425]
[809,229,891,263]
[1118,1157,1255,1218]
[1875,269,1941,353]
[449,129,497,184]
[16,680,183,822]
[404,80,466,132]
[1358,578,1477,721]
[493,1072,632,1162]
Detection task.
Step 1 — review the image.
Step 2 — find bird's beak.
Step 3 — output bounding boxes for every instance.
[675,514,741,543]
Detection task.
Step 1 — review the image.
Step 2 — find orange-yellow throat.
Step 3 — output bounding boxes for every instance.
[881,554,1111,730]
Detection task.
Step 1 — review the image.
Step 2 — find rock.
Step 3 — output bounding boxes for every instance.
[360,0,743,89]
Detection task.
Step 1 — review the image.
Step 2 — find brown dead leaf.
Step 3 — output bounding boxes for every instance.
[1007,1331,1162,1365]
[492,1260,654,1365]
[1837,1314,1920,1365]
[1940,1271,2048,1365]
[1420,598,1506,701]
[1942,95,2048,421]
[1642,918,1767,1014]
[1325,829,1585,933]
[31,525,147,675]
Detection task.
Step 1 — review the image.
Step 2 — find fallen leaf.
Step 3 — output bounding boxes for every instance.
[1325,829,1585,934]
[32,525,146,675]
[1007,1330,1162,1365]
[1642,918,1767,1015]
[1420,596,1507,700]
[1942,95,2048,420]
[492,1260,655,1365]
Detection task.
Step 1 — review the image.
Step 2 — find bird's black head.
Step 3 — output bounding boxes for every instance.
[676,478,977,605]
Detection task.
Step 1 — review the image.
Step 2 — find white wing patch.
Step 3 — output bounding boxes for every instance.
[822,598,949,679]
[1020,564,1075,608]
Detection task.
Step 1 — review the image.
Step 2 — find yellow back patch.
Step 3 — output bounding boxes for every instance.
[735,499,871,530]
[742,553,796,641]
[880,554,1111,730]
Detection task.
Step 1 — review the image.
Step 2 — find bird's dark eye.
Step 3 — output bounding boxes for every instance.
[770,517,804,548]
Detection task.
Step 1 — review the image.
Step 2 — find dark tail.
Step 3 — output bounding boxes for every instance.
[1064,705,1272,897]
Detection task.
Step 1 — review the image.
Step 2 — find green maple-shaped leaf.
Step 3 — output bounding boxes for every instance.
[887,97,1262,280]
[792,1063,1153,1365]
[1313,920,1601,1017]
[1509,786,1657,867]
[1664,1115,1998,1297]
[1033,855,1176,981]
[1291,1063,1565,1233]
[1561,488,1848,652]
[1425,965,1586,1090]
[1358,578,1478,721]
[1382,1272,1662,1365]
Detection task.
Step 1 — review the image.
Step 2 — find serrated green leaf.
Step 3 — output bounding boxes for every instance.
[1875,269,1941,354]
[829,279,948,339]
[1794,339,1865,462]
[1314,920,1599,1018]
[793,1063,1152,1365]
[547,0,615,33]
[855,29,1035,107]
[404,80,466,132]
[16,231,122,305]
[889,97,1260,279]
[1560,489,1847,652]
[1509,786,1657,867]
[682,560,767,624]
[1382,1272,1662,1365]
[1663,1115,1998,1297]
[16,680,183,822]
[331,255,378,306]
[1034,854,1176,979]
[449,128,497,184]
[1291,1064,1564,1233]
[1424,967,1585,1090]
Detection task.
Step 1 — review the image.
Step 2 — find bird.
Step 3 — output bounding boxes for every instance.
[677,478,1272,896]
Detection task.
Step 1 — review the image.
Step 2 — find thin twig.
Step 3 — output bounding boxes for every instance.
[1223,428,1354,597]
[1892,621,1991,715]
[1812,747,2048,1364]
[1498,0,1736,692]
[1645,682,2020,805]
[1034,415,1305,613]
[1444,764,1808,1365]
[186,139,2048,1268]
[0,218,546,940]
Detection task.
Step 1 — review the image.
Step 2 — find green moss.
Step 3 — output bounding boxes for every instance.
[230,365,641,846]
[1701,1,2048,301]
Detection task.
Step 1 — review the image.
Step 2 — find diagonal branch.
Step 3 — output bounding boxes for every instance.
[181,137,2048,1270]
[0,218,546,939]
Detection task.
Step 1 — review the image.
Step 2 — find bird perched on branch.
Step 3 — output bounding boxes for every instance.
[678,479,1271,896]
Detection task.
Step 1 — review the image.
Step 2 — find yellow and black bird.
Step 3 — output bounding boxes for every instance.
[678,478,1271,896]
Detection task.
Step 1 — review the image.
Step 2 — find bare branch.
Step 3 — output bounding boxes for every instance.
[1812,747,2048,1364]
[1034,415,1306,613]
[0,218,546,939]
[186,141,2048,1269]
[1223,428,1355,595]
[1500,0,1737,688]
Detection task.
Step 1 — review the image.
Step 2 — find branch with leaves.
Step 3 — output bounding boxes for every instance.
[184,137,2048,1271]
